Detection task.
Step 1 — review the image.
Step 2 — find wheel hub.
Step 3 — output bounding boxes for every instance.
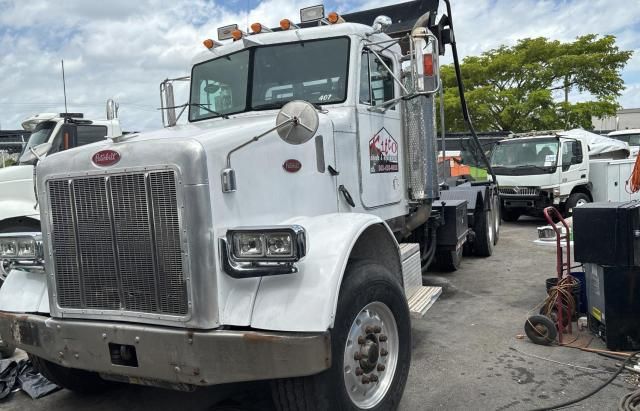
[343,301,398,408]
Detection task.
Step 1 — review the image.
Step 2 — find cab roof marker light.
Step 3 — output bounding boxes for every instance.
[217,24,239,41]
[300,4,325,23]
[202,38,222,49]
[250,22,272,34]
[327,11,345,24]
[231,29,246,41]
[279,18,299,30]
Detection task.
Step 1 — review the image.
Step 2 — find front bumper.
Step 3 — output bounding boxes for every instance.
[0,312,331,388]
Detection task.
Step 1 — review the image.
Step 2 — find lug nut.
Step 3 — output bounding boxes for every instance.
[370,374,379,382]
[354,352,363,361]
[377,364,386,372]
[365,326,374,334]
[355,367,364,376]
[379,334,388,342]
[361,375,371,384]
[373,326,382,334]
[358,336,366,344]
[380,348,388,357]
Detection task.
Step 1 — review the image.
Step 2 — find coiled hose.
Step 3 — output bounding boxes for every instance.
[620,389,640,411]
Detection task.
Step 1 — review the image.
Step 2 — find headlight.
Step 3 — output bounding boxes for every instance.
[0,233,43,261]
[227,226,306,263]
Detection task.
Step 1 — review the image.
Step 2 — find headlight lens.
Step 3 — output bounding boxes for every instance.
[227,226,306,262]
[0,233,43,261]
[266,233,293,257]
[0,240,18,258]
[233,233,265,258]
[17,239,36,257]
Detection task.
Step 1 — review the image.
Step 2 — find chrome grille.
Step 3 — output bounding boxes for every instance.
[48,170,187,316]
[498,187,540,196]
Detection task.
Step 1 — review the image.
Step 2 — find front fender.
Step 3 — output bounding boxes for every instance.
[0,269,49,313]
[249,213,396,332]
[0,175,40,224]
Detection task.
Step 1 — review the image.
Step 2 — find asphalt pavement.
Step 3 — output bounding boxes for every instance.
[1,219,637,410]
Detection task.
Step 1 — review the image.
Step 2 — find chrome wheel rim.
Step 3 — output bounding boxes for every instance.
[488,209,494,244]
[343,301,399,409]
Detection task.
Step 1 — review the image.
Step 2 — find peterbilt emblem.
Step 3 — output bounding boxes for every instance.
[92,150,120,167]
[283,159,302,173]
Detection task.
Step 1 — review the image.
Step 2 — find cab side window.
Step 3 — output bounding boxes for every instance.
[562,140,582,171]
[359,49,395,108]
[76,125,108,146]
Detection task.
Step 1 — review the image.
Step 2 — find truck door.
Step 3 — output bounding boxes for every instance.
[356,48,403,209]
[559,139,588,193]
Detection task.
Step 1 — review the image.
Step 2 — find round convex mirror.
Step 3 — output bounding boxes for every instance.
[276,100,319,145]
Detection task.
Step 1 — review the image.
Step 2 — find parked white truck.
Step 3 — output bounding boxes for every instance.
[491,129,634,221]
[0,102,122,282]
[0,1,499,408]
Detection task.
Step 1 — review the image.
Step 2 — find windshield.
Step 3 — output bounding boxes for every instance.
[189,37,350,122]
[491,138,559,170]
[23,121,56,154]
[611,133,640,146]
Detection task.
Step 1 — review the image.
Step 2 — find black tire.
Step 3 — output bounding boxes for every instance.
[0,218,41,233]
[29,355,112,394]
[472,208,494,257]
[271,261,411,411]
[565,192,590,215]
[434,247,463,272]
[0,341,15,359]
[524,315,557,346]
[501,207,520,222]
[492,194,500,245]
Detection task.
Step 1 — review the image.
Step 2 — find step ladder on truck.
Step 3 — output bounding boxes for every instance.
[0,1,499,409]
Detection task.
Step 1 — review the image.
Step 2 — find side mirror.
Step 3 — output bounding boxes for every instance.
[19,142,52,165]
[411,27,439,95]
[276,100,319,145]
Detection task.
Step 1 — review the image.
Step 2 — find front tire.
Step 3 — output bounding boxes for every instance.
[501,206,521,222]
[565,192,590,215]
[29,355,112,394]
[271,261,411,411]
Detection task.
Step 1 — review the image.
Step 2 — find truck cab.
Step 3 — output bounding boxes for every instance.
[491,134,589,220]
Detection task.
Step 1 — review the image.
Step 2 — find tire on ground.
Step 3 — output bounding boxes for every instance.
[492,193,500,245]
[501,206,521,222]
[271,260,411,411]
[565,192,590,216]
[524,315,557,346]
[434,247,462,272]
[472,208,494,257]
[29,355,113,394]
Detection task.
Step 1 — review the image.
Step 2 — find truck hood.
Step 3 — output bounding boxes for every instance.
[496,173,558,188]
[0,165,33,183]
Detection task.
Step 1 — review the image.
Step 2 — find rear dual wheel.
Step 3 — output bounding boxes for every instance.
[271,261,411,410]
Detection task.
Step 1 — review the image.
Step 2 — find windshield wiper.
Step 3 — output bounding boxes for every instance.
[513,164,551,172]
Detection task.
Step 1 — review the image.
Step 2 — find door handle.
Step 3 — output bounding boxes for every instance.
[581,174,586,179]
[339,185,355,207]
[328,165,340,176]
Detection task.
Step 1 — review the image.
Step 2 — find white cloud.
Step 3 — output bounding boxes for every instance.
[0,0,639,130]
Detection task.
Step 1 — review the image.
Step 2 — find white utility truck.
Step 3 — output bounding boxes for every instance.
[491,129,635,221]
[0,1,499,408]
[608,128,640,157]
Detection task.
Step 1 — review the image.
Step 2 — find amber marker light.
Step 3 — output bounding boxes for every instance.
[203,39,215,49]
[231,29,243,41]
[280,19,291,30]
[327,11,340,24]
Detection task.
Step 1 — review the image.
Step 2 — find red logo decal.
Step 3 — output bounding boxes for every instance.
[92,150,120,167]
[283,159,302,173]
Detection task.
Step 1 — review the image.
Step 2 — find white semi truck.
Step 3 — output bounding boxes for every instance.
[0,1,499,408]
[491,129,635,221]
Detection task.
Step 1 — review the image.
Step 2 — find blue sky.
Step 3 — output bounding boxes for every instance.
[0,0,639,131]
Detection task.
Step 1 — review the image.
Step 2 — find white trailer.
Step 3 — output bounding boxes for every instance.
[0,1,499,408]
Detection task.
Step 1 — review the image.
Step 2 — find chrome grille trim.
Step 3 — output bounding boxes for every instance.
[498,187,540,197]
[47,169,189,318]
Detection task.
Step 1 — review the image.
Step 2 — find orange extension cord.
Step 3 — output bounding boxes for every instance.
[627,153,640,193]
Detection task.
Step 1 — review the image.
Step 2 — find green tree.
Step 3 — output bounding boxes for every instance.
[441,35,632,132]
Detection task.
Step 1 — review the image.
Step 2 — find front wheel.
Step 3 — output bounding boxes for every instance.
[565,193,590,215]
[501,207,521,222]
[271,261,411,411]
